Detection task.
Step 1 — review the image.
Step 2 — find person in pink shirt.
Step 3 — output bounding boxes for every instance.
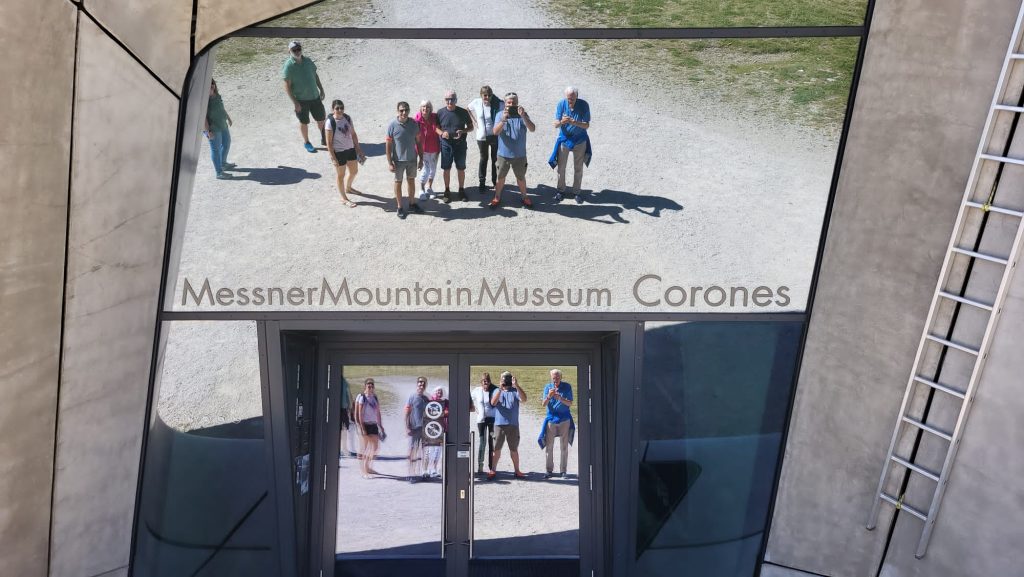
[416,100,441,200]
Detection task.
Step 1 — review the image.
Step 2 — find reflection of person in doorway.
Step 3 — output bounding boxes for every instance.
[540,369,575,478]
[355,378,383,479]
[470,373,497,474]
[339,376,356,458]
[423,386,449,479]
[204,78,233,180]
[488,371,528,480]
[405,377,429,483]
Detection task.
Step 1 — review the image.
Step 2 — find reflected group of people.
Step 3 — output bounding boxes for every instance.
[205,41,595,217]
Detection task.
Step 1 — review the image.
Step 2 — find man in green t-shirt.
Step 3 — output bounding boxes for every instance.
[282,40,327,153]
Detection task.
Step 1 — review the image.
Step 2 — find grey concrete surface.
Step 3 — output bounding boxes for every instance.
[0,2,76,573]
[0,2,77,576]
[764,0,1021,575]
[48,16,178,577]
[195,0,310,53]
[85,0,192,92]
[761,563,826,577]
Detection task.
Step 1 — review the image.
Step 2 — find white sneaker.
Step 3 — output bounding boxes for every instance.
[418,189,429,201]
[426,186,435,196]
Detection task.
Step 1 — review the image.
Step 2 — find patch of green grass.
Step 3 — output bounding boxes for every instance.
[545,0,865,128]
[215,0,372,66]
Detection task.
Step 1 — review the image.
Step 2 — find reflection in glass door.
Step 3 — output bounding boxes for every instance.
[467,363,585,576]
[331,363,451,577]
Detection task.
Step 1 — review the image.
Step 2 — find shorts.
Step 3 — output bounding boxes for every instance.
[393,160,417,181]
[339,408,351,430]
[409,427,424,451]
[440,139,467,171]
[295,98,326,124]
[363,423,379,436]
[496,156,527,181]
[333,148,357,164]
[494,425,521,452]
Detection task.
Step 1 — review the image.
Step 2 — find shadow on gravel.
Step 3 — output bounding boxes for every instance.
[359,142,386,157]
[231,165,322,186]
[347,529,579,558]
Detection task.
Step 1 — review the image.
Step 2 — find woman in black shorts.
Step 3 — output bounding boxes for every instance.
[325,99,366,208]
[355,378,384,478]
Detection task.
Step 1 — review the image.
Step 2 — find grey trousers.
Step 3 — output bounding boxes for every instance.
[545,419,571,474]
[556,143,586,194]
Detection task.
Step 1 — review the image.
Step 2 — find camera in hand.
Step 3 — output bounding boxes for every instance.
[502,374,513,387]
[506,106,520,118]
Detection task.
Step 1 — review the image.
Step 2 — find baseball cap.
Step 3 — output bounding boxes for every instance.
[288,40,302,51]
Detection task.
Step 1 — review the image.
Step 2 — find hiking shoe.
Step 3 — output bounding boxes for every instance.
[304,142,316,153]
[458,188,467,201]
[521,196,533,209]
[216,172,230,180]
[223,162,236,170]
[410,203,424,214]
[554,192,564,203]
[443,191,452,204]
[397,208,408,219]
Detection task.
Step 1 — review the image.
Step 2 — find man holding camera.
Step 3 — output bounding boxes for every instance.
[489,92,536,209]
[541,369,574,478]
[436,89,474,203]
[549,86,592,203]
[488,371,528,480]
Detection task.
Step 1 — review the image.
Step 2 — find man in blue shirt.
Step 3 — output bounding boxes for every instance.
[488,92,537,209]
[541,369,574,478]
[488,371,528,480]
[550,86,592,203]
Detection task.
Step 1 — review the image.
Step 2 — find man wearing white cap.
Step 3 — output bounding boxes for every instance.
[282,40,327,153]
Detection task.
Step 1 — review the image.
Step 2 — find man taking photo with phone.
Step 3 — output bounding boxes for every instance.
[488,371,528,480]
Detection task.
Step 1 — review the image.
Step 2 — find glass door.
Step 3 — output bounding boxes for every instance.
[461,355,593,577]
[323,353,459,577]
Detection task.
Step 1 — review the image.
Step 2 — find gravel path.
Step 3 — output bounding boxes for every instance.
[171,0,837,314]
[337,375,580,557]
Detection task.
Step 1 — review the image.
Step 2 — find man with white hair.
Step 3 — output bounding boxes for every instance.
[549,86,592,203]
[540,369,574,478]
[435,89,474,202]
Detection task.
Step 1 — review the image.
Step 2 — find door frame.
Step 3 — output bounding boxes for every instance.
[262,319,640,577]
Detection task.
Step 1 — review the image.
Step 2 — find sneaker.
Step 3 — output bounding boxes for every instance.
[410,203,424,214]
[443,190,452,204]
[304,142,316,153]
[575,191,585,204]
[418,189,429,201]
[521,196,533,209]
[222,162,236,170]
[216,172,230,180]
[559,472,567,478]
[478,182,488,192]
[397,208,408,219]
[544,472,556,479]
[554,192,564,203]
[427,186,435,196]
[458,188,467,202]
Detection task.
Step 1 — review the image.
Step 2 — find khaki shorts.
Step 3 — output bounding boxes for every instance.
[494,425,521,451]
[393,160,417,181]
[496,156,527,181]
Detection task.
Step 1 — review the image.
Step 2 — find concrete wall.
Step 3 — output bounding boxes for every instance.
[765,0,1023,576]
[0,1,307,576]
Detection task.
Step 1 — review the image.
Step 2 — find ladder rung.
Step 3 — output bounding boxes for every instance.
[902,416,954,441]
[925,334,980,355]
[980,153,1024,166]
[994,104,1024,113]
[891,455,941,482]
[965,200,1024,218]
[937,291,994,311]
[880,492,929,521]
[950,246,1010,265]
[913,376,967,398]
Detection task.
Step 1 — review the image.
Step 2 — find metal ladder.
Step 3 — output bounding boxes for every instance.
[866,1,1024,559]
